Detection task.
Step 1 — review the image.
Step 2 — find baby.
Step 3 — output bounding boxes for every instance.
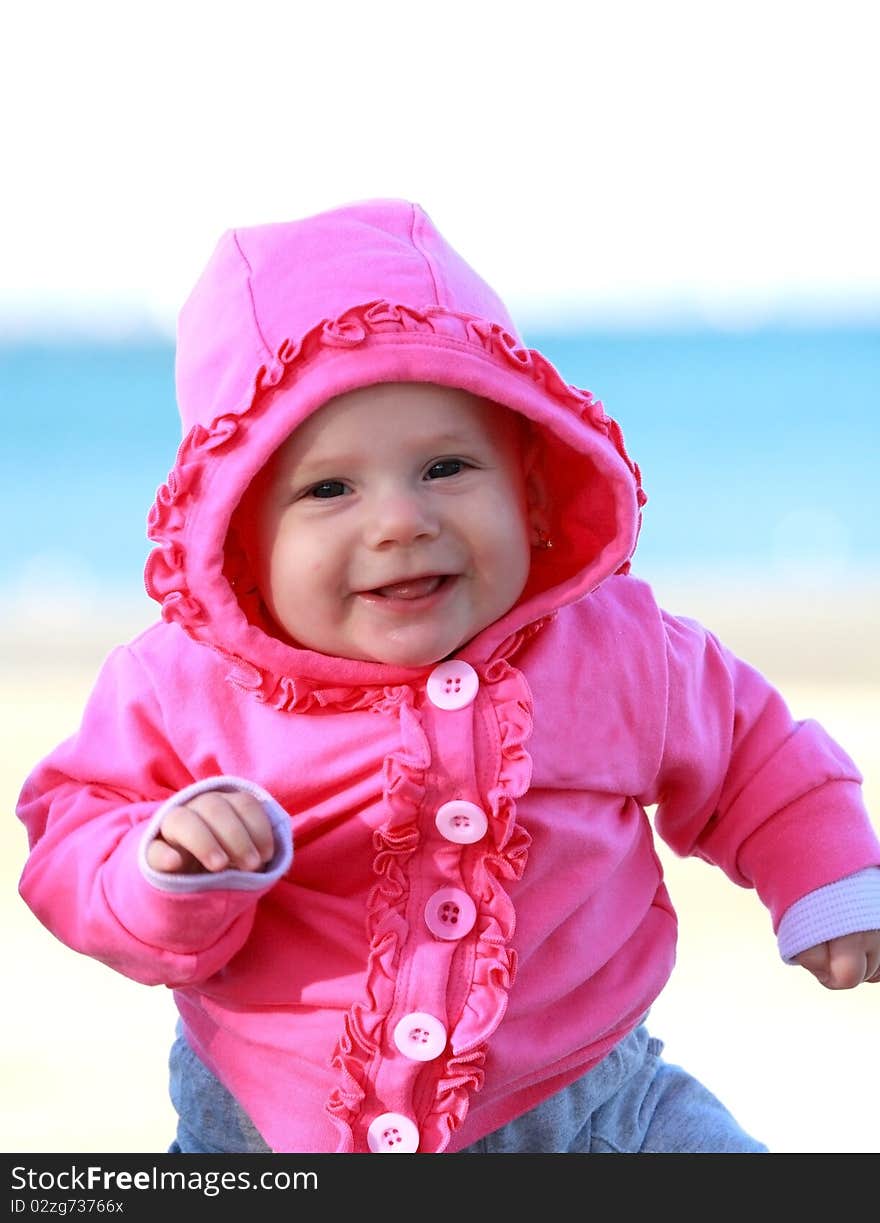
[17,200,880,1154]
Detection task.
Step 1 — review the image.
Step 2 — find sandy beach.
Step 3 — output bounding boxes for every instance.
[2,579,878,1154]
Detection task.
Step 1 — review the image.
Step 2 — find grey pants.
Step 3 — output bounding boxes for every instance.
[169,1021,767,1153]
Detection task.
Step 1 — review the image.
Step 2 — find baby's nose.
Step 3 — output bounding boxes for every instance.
[365,492,439,548]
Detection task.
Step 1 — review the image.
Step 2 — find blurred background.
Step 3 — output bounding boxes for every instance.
[2,0,878,1154]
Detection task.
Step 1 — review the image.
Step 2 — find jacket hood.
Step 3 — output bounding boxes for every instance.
[145,199,646,707]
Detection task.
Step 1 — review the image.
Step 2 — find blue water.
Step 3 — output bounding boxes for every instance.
[1,326,877,599]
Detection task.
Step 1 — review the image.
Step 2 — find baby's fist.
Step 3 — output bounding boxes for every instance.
[145,788,275,875]
[794,930,880,989]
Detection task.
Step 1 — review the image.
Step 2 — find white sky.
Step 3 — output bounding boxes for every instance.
[2,0,879,332]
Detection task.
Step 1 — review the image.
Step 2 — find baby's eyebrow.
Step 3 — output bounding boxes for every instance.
[427,432,484,448]
[284,432,484,476]
[286,453,360,475]
[403,427,498,453]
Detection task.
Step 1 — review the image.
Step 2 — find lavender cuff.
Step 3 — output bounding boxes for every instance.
[137,775,294,893]
[777,867,880,962]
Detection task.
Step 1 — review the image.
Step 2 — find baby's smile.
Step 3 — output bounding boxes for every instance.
[359,573,454,600]
[354,573,459,616]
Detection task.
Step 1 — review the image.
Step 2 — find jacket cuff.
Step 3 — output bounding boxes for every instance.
[777,867,880,962]
[137,775,293,893]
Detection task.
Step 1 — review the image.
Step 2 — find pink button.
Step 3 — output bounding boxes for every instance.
[426,660,479,710]
[424,886,477,940]
[435,800,488,845]
[392,1011,448,1062]
[367,1111,420,1153]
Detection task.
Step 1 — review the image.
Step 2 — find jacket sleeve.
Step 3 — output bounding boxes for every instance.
[16,643,290,987]
[642,612,880,930]
[776,867,880,959]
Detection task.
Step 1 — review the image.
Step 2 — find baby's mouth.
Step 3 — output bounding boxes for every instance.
[368,575,450,600]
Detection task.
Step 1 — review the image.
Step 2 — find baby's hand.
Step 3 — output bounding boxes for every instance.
[794,930,880,989]
[145,789,275,875]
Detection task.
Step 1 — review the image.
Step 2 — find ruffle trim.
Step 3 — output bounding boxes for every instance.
[144,299,646,713]
[324,661,534,1152]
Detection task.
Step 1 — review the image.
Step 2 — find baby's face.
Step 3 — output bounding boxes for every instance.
[244,382,533,667]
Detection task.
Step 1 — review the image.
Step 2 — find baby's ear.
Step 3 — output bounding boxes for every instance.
[231,468,268,557]
[226,472,267,588]
[522,432,551,539]
[223,519,258,595]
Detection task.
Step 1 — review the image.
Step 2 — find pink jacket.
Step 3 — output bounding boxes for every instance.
[17,200,880,1154]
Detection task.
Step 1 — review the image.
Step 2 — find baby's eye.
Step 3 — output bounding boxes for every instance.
[307,480,349,499]
[425,459,465,480]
